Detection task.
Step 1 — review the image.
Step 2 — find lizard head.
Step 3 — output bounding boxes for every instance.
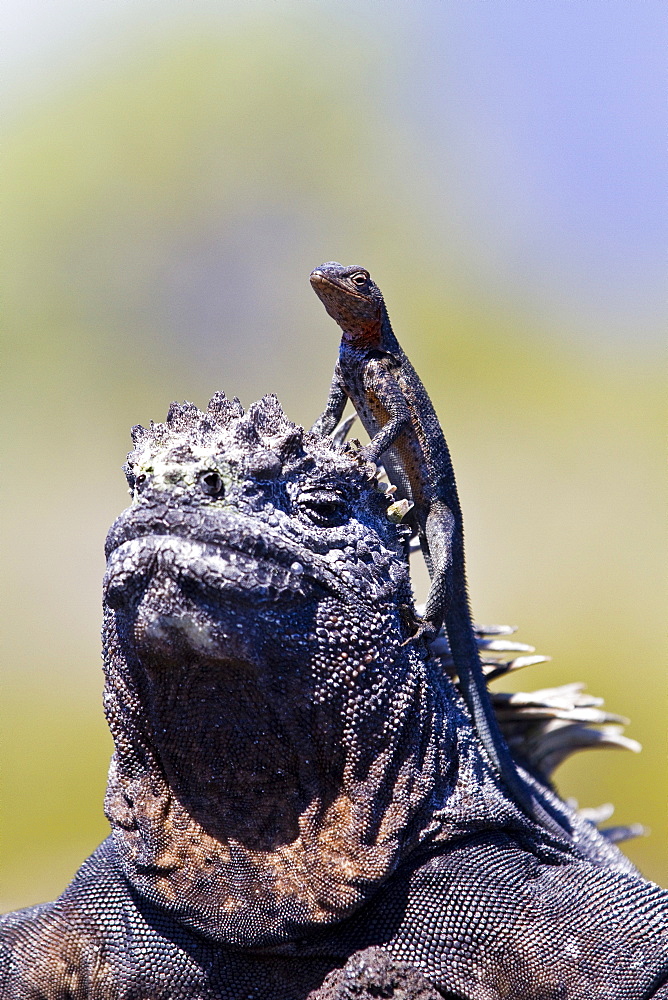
[310,261,384,346]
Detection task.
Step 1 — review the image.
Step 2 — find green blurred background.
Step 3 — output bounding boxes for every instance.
[2,1,666,908]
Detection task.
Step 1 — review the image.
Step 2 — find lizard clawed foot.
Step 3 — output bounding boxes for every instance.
[359,444,384,466]
[401,620,439,649]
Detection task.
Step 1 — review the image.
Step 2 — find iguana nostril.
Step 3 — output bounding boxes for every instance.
[199,471,224,498]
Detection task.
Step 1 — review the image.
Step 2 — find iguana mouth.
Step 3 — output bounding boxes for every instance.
[104,503,394,612]
[103,532,330,611]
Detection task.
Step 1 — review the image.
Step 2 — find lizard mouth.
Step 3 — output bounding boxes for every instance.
[310,270,365,299]
[310,271,380,342]
[103,532,319,610]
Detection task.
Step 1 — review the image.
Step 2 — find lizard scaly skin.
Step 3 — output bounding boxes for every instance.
[309,262,567,838]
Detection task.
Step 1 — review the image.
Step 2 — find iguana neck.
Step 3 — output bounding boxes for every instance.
[102,599,462,947]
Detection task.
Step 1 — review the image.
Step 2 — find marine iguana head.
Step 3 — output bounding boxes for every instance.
[101,392,525,948]
[102,392,483,946]
[310,262,386,347]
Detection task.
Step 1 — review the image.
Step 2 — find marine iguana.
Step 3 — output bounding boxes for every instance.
[309,262,565,837]
[1,393,666,999]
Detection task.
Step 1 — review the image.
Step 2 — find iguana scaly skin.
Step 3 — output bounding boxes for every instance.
[1,394,666,999]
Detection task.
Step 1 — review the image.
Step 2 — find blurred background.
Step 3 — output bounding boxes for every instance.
[2,0,666,908]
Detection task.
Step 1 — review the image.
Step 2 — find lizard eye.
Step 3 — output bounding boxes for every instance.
[350,270,369,287]
[199,470,225,498]
[297,489,350,527]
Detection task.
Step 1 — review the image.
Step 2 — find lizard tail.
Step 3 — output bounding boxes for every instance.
[428,619,645,843]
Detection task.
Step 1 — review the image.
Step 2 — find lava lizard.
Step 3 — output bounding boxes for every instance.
[309,261,567,837]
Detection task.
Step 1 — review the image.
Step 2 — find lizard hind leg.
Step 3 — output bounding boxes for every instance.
[401,619,440,649]
[423,503,573,839]
[403,528,438,646]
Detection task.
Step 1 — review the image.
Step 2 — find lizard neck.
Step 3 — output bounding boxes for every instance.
[102,601,463,947]
[377,307,402,354]
[340,304,398,352]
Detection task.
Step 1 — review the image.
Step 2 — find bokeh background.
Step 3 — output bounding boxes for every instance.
[2,1,666,909]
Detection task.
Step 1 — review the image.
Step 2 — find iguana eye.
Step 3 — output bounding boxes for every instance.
[297,490,350,526]
[127,469,150,495]
[199,470,225,498]
[350,270,369,286]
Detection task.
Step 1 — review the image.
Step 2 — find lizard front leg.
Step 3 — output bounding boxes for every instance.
[310,365,349,437]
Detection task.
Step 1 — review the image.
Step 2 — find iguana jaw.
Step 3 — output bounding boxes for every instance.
[103,497,405,627]
[103,555,443,949]
[104,530,322,611]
